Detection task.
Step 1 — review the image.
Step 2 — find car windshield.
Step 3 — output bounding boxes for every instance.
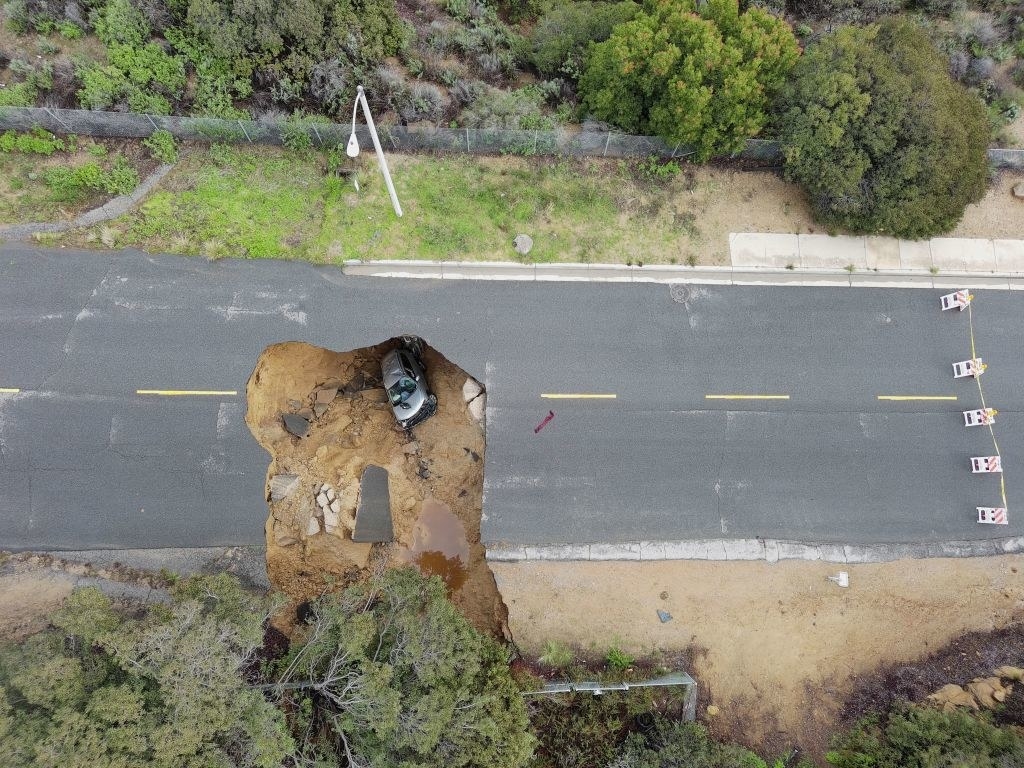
[388,377,417,406]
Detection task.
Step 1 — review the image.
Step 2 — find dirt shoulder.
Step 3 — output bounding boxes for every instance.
[493,556,1024,760]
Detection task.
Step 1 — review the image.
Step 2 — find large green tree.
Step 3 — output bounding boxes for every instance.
[274,567,535,768]
[579,0,799,161]
[777,18,991,238]
[0,576,293,768]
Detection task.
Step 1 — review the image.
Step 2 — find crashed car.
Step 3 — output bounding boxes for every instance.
[380,337,437,429]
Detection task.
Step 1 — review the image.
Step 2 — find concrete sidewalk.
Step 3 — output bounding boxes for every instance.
[730,233,1024,274]
[344,232,1024,288]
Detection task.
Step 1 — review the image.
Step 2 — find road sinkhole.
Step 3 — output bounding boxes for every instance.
[245,338,508,638]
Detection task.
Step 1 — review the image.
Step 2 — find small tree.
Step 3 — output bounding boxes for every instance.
[776,18,991,239]
[0,576,293,768]
[579,0,800,161]
[826,702,1024,767]
[273,567,535,768]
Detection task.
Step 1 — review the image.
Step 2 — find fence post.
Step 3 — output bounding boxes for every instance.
[237,120,251,143]
[603,132,611,157]
[311,124,323,148]
[144,114,159,133]
[465,127,470,152]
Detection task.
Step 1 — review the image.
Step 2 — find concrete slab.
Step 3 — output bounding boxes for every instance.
[344,260,444,279]
[585,264,638,282]
[816,544,850,563]
[1009,277,1024,291]
[864,237,901,270]
[485,546,527,561]
[589,542,641,560]
[722,539,766,560]
[931,238,995,272]
[670,268,734,285]
[729,232,799,268]
[849,272,936,288]
[994,239,1024,273]
[524,544,591,560]
[442,262,534,280]
[534,264,597,282]
[931,275,1011,290]
[638,541,667,560]
[661,540,711,559]
[352,465,393,543]
[799,234,865,270]
[729,269,843,286]
[632,267,694,283]
[775,541,822,560]
[898,240,933,270]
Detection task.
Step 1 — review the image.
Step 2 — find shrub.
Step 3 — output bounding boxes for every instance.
[458,83,554,129]
[398,81,447,123]
[538,640,573,669]
[0,127,67,154]
[827,702,1024,768]
[0,81,36,106]
[143,128,177,162]
[530,0,639,79]
[777,18,992,238]
[43,154,139,201]
[616,718,773,768]
[90,0,149,47]
[580,0,800,162]
[606,645,635,671]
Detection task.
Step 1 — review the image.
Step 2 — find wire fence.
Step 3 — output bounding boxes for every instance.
[1,106,1022,167]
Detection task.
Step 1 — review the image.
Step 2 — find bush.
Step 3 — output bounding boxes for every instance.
[606,645,635,671]
[827,702,1024,768]
[90,0,149,47]
[530,0,639,80]
[143,128,177,162]
[615,718,774,768]
[398,81,447,123]
[0,127,67,154]
[43,154,139,201]
[777,18,991,238]
[538,640,573,669]
[0,81,36,106]
[458,83,554,129]
[580,0,800,162]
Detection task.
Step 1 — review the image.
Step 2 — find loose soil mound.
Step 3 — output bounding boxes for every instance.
[245,339,507,637]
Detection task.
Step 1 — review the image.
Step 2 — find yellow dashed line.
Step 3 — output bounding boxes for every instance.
[877,395,958,402]
[0,388,20,393]
[704,394,790,401]
[136,389,237,396]
[541,393,617,399]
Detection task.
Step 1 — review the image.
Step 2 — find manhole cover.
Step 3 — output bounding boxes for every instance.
[670,283,691,304]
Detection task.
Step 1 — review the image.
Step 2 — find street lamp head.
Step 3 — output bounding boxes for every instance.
[346,132,360,158]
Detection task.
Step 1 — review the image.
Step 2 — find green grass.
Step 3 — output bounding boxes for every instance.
[75,145,708,263]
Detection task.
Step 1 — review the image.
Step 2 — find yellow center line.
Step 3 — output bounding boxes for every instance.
[541,393,617,399]
[877,395,958,401]
[705,394,790,400]
[0,387,20,393]
[136,389,238,396]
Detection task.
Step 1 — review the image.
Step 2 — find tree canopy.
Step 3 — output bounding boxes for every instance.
[0,575,293,768]
[579,0,800,161]
[776,17,991,238]
[274,566,535,768]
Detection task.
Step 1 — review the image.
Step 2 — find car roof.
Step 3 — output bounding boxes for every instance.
[380,349,411,388]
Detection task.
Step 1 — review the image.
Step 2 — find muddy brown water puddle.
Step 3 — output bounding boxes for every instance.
[399,498,469,592]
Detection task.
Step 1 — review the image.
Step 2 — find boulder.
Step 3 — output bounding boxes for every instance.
[269,473,300,501]
[967,677,1005,709]
[323,509,340,530]
[282,413,310,438]
[325,486,336,502]
[330,498,341,514]
[468,393,485,425]
[1013,183,1024,199]
[513,233,533,255]
[306,516,321,537]
[706,705,720,717]
[317,491,329,509]
[315,387,338,404]
[313,403,329,418]
[996,666,1024,681]
[928,683,979,710]
[403,441,420,455]
[462,378,483,402]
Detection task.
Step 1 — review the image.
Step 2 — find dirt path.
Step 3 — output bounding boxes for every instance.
[493,556,1024,760]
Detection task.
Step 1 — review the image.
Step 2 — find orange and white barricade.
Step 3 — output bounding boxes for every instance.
[941,290,972,311]
[953,358,985,378]
[977,507,1008,525]
[970,456,1002,473]
[964,408,997,426]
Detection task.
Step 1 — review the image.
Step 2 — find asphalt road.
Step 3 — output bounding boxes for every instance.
[1,246,1021,551]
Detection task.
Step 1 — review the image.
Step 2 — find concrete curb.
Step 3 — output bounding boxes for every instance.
[343,259,1024,289]
[0,162,174,241]
[485,536,1024,565]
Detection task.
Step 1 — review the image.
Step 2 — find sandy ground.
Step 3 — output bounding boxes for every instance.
[493,556,1024,759]
[681,165,1024,266]
[0,567,75,641]
[245,340,506,637]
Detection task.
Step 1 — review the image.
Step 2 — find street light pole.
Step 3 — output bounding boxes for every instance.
[347,85,403,218]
